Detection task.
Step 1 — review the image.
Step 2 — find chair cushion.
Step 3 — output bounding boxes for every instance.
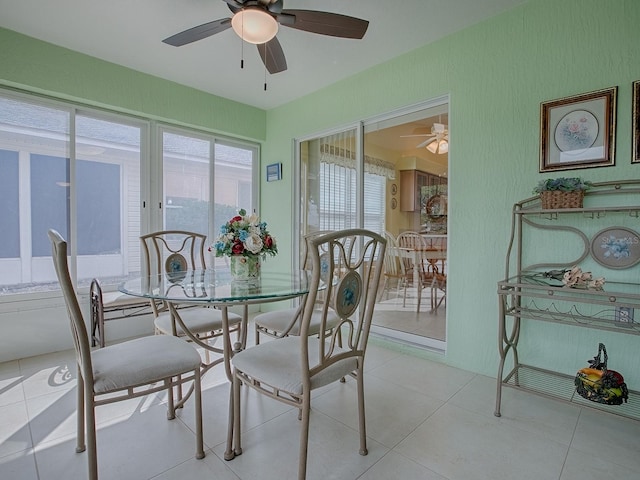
[231,337,358,395]
[254,308,339,336]
[91,335,201,394]
[101,290,148,308]
[154,307,242,336]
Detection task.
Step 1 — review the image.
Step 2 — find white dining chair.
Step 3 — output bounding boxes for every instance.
[140,230,243,367]
[225,229,386,480]
[48,229,204,480]
[253,230,339,344]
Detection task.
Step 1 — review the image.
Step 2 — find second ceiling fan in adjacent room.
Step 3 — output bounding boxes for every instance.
[402,122,449,154]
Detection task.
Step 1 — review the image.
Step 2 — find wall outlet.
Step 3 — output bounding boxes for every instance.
[615,306,634,324]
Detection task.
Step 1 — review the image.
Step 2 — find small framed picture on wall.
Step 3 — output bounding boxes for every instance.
[266,163,282,182]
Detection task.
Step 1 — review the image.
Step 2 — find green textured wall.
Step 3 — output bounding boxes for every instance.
[0,27,266,140]
[1,1,640,378]
[262,0,640,379]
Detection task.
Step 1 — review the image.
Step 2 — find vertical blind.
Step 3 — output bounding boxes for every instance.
[317,130,389,234]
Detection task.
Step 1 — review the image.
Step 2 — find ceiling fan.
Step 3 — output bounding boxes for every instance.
[162,0,369,74]
[402,123,449,154]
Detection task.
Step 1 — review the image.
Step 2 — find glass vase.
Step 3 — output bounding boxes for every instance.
[229,255,261,282]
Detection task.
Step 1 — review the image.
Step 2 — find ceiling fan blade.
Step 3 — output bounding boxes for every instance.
[400,134,434,139]
[223,0,243,14]
[417,138,437,149]
[280,9,369,39]
[162,18,232,47]
[257,37,287,74]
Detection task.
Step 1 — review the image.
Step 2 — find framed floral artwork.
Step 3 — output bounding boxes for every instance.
[633,80,640,163]
[539,87,617,172]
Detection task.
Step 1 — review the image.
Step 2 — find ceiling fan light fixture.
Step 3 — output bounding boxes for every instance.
[231,7,279,44]
[427,139,449,154]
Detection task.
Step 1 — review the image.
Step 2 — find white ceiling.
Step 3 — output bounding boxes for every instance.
[0,0,527,110]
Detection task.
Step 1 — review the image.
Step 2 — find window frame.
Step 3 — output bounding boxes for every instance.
[0,87,260,303]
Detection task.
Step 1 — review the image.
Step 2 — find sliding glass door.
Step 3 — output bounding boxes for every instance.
[299,127,359,235]
[0,93,144,293]
[0,89,260,299]
[296,98,449,351]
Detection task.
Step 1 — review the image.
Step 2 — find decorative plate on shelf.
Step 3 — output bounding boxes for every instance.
[590,227,640,269]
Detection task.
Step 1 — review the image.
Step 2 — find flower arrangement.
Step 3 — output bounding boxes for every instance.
[533,177,592,194]
[211,209,277,258]
[543,266,605,290]
[562,265,605,290]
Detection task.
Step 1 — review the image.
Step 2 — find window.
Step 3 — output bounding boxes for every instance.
[0,149,20,261]
[159,128,258,268]
[0,89,259,296]
[0,94,144,293]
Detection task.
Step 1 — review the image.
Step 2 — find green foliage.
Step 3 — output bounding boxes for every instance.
[533,177,592,194]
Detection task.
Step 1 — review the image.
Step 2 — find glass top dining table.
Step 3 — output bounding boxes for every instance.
[119,269,310,380]
[119,269,310,306]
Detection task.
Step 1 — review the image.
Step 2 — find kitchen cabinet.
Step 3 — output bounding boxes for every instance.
[399,170,444,211]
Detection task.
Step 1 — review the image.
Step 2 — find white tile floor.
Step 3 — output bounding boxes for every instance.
[2,329,640,480]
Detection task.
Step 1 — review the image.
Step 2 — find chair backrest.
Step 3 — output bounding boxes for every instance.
[396,231,427,273]
[384,231,398,249]
[382,242,405,277]
[300,229,386,373]
[382,231,404,277]
[140,230,207,276]
[300,230,334,270]
[396,231,426,250]
[48,229,93,382]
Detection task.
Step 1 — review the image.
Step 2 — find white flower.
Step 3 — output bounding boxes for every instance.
[247,212,259,225]
[244,233,264,254]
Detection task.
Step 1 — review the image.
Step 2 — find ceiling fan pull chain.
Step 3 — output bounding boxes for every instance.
[240,12,244,69]
[263,44,267,91]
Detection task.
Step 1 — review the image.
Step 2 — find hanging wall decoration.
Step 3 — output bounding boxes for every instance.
[633,80,640,163]
[540,87,617,172]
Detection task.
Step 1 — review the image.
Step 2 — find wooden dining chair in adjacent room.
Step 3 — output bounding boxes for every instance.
[430,262,447,313]
[48,229,204,480]
[379,231,410,302]
[140,230,243,367]
[396,231,430,310]
[225,229,386,480]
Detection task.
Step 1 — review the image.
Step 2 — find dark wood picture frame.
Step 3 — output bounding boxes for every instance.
[633,80,640,163]
[540,87,617,172]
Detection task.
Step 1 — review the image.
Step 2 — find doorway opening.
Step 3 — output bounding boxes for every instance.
[296,97,449,352]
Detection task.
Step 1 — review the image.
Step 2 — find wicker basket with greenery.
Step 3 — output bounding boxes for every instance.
[533,177,592,209]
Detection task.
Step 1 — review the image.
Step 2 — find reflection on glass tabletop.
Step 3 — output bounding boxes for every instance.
[120,269,310,304]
